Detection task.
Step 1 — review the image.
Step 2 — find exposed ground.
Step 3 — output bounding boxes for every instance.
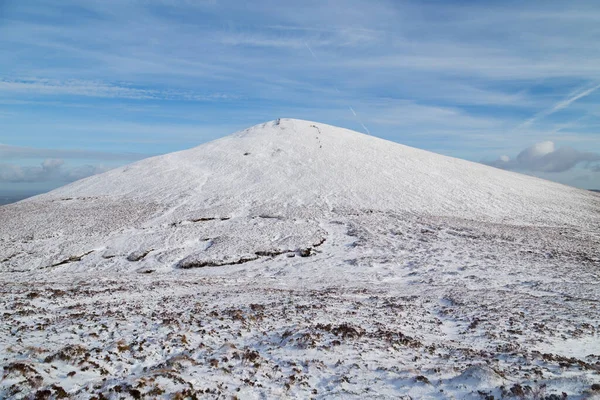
[2,209,600,399]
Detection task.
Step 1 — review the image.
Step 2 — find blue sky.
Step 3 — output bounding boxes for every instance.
[1,0,600,193]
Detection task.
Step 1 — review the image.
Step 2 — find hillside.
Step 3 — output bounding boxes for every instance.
[1,119,598,273]
[1,119,599,399]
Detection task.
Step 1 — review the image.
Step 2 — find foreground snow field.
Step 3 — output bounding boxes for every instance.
[1,119,599,398]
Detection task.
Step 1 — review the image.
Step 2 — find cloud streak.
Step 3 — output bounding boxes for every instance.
[0,78,234,101]
[520,83,600,128]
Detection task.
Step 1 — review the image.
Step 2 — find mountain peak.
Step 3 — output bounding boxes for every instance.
[40,119,598,225]
[2,120,599,273]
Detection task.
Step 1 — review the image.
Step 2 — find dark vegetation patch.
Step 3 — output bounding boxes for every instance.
[170,216,230,227]
[255,238,325,259]
[257,214,284,220]
[371,329,423,348]
[2,362,44,391]
[1,253,18,263]
[127,249,153,262]
[177,255,260,269]
[530,351,600,371]
[315,323,365,339]
[190,217,227,223]
[45,250,94,269]
[44,344,88,363]
[179,237,326,268]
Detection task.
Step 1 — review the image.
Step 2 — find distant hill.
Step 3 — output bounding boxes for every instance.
[0,192,39,206]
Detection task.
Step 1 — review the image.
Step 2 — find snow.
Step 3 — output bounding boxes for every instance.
[537,335,600,360]
[1,119,600,398]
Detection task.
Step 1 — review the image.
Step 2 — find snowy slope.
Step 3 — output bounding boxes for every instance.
[33,118,600,225]
[2,118,599,273]
[1,119,600,399]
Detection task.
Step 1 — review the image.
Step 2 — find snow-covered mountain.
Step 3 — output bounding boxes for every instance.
[1,119,599,399]
[2,119,598,272]
[20,118,600,223]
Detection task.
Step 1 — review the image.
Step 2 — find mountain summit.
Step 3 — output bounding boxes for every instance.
[1,119,599,272]
[42,118,600,225]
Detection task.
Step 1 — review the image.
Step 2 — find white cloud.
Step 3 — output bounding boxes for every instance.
[41,158,64,170]
[486,141,600,173]
[0,159,111,183]
[517,141,555,163]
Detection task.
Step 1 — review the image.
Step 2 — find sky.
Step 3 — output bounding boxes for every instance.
[1,0,600,194]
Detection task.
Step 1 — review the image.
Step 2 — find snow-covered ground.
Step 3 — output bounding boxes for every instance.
[1,119,599,398]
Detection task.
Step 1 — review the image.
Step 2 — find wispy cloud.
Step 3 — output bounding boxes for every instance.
[2,0,600,190]
[0,78,235,101]
[0,144,148,161]
[520,83,600,128]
